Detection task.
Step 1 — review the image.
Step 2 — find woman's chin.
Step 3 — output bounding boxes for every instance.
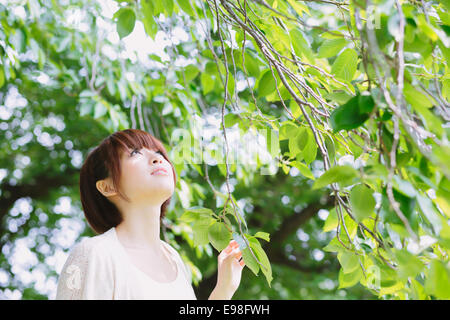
[145,187,174,201]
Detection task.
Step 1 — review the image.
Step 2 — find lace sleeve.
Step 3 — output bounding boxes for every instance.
[55,239,114,300]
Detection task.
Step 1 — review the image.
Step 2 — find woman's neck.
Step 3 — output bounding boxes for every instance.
[114,204,162,251]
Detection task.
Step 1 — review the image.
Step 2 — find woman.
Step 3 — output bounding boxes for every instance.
[56,129,245,299]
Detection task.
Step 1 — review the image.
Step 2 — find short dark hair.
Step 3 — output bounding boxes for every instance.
[79,129,176,234]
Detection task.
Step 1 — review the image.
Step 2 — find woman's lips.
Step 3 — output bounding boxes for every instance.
[151,168,168,175]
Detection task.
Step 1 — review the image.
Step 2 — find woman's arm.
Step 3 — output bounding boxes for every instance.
[208,283,236,300]
[208,240,245,300]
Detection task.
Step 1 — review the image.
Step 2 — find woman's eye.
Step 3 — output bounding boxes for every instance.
[130,149,142,156]
[130,149,162,157]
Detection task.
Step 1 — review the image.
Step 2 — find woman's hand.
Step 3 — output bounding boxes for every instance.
[209,239,245,299]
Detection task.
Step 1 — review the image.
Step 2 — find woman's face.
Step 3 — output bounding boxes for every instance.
[117,146,175,205]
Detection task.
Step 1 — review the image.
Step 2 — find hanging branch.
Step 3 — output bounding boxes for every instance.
[356,1,450,180]
[211,0,266,272]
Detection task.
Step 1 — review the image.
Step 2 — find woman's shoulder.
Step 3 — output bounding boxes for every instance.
[160,239,180,257]
[70,227,116,259]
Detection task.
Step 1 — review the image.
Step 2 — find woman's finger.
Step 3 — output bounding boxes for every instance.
[225,247,240,260]
[223,240,238,253]
[219,243,238,260]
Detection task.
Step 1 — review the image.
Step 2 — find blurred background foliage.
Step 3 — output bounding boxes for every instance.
[0,0,449,300]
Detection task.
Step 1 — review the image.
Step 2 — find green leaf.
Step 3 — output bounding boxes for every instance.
[183,64,200,83]
[165,0,174,16]
[324,91,353,104]
[115,8,136,39]
[358,93,375,113]
[378,281,404,296]
[289,28,315,63]
[381,187,418,233]
[225,205,248,231]
[293,161,315,180]
[289,127,308,157]
[443,79,450,103]
[243,50,260,77]
[79,101,94,117]
[224,113,239,128]
[192,215,216,246]
[415,15,438,42]
[177,0,195,16]
[410,279,428,300]
[364,163,389,181]
[93,102,108,119]
[375,14,395,50]
[441,0,450,11]
[404,34,432,58]
[312,165,359,189]
[142,7,158,38]
[342,213,358,240]
[208,221,231,251]
[331,48,358,82]
[337,251,360,273]
[403,82,435,109]
[150,0,164,16]
[323,207,338,232]
[226,72,235,99]
[425,260,450,299]
[349,184,376,222]
[438,40,450,67]
[279,121,298,140]
[287,0,310,17]
[258,70,277,97]
[241,246,259,276]
[393,249,424,280]
[201,72,215,95]
[323,236,351,253]
[79,90,95,98]
[317,38,347,58]
[381,123,393,152]
[416,193,443,235]
[225,48,242,69]
[192,218,214,246]
[338,266,362,289]
[254,232,270,242]
[324,134,335,163]
[248,237,273,287]
[302,130,317,165]
[0,67,5,88]
[330,94,371,132]
[179,207,214,223]
[263,128,280,159]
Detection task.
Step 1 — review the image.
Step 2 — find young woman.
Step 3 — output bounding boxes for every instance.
[56,129,245,299]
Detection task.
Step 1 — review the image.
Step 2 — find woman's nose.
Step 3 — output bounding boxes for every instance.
[152,157,162,164]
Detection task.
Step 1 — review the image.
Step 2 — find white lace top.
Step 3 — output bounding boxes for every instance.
[55,227,197,300]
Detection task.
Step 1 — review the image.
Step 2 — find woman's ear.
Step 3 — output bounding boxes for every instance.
[96,178,117,197]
